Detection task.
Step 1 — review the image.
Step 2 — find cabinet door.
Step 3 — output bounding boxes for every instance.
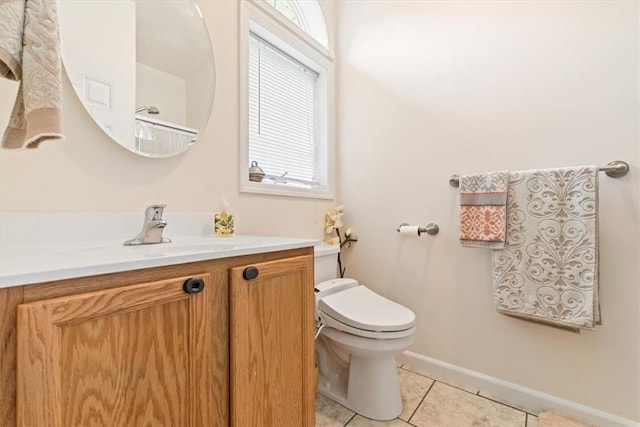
[16,274,215,427]
[230,255,314,427]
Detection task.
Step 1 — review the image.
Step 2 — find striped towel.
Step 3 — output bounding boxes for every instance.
[459,171,509,248]
[492,166,599,330]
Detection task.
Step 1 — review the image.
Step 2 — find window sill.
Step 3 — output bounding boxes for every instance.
[240,181,334,200]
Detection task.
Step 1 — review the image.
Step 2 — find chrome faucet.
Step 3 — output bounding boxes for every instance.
[124,204,171,245]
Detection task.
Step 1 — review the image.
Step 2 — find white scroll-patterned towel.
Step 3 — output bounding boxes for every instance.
[0,0,64,148]
[492,166,599,330]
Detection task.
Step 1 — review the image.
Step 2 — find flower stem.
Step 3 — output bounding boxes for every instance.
[340,237,358,249]
[336,229,345,278]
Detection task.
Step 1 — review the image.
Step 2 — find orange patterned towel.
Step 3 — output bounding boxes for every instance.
[459,171,508,248]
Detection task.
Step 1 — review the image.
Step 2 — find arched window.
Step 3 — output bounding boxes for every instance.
[262,0,329,48]
[240,0,334,199]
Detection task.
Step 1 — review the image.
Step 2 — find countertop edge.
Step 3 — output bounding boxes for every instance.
[1,238,318,289]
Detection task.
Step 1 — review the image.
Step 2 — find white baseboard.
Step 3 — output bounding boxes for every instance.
[397,351,639,427]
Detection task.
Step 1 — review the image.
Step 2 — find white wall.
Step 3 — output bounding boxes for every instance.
[136,62,186,125]
[57,0,135,148]
[0,0,337,240]
[337,1,639,422]
[186,64,214,130]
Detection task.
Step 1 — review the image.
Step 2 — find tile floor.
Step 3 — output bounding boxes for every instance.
[316,364,539,427]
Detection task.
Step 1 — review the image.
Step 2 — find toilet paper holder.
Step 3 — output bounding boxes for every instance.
[397,223,439,236]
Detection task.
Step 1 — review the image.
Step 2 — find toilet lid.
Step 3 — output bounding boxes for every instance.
[318,286,415,332]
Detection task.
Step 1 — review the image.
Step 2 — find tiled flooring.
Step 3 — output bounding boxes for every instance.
[316,364,539,427]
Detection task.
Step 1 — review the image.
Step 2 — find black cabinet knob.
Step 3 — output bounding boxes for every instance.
[243,266,259,280]
[183,277,205,294]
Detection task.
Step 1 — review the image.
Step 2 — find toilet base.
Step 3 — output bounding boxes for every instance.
[318,353,403,421]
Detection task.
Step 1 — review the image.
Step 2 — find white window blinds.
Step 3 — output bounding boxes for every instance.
[248,33,321,188]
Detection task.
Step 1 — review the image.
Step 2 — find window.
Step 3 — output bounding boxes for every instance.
[261,0,328,49]
[249,34,320,188]
[262,0,301,28]
[240,0,333,199]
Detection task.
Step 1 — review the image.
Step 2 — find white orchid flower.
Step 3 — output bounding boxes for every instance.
[324,236,339,245]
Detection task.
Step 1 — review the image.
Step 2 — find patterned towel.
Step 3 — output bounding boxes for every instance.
[492,166,599,330]
[459,171,509,248]
[0,0,64,148]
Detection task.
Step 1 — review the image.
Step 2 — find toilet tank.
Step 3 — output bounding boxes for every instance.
[314,244,340,284]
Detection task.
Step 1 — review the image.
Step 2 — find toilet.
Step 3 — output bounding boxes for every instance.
[314,244,416,421]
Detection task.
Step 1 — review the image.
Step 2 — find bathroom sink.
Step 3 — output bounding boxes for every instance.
[162,242,236,252]
[132,239,237,255]
[44,238,239,259]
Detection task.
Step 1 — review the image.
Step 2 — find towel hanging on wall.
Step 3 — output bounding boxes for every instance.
[492,166,600,330]
[0,0,64,148]
[459,171,509,248]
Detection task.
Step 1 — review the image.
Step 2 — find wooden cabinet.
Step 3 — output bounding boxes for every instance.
[0,247,313,427]
[230,255,315,427]
[16,274,214,426]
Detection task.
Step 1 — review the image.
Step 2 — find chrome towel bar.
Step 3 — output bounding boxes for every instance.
[448,160,629,188]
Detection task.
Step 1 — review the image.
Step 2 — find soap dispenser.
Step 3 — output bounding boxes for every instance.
[214,196,235,237]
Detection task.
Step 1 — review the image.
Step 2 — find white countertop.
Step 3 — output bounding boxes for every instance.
[0,234,318,288]
[0,212,320,288]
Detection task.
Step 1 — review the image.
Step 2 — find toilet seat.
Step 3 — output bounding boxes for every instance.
[320,311,416,339]
[318,286,415,339]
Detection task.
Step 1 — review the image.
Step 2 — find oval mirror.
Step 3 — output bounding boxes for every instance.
[58,0,215,158]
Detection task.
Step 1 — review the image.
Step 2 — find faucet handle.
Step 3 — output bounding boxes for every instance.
[145,204,167,220]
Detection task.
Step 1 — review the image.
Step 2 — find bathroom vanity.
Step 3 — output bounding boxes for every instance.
[0,234,316,426]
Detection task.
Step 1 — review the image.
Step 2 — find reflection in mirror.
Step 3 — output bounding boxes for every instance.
[58,0,215,158]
